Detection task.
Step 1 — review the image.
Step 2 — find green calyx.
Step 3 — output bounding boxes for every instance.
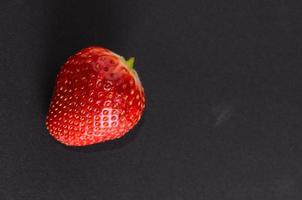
[126,57,135,69]
[121,56,135,70]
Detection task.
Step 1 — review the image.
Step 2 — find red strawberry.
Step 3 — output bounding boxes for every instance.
[45,46,145,146]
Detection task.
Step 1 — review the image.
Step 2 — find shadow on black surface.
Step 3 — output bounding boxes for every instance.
[40,0,123,114]
[64,115,145,153]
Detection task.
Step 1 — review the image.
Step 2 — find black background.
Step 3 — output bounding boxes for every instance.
[1,0,302,199]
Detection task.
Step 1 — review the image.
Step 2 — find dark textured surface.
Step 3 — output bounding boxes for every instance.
[1,0,302,199]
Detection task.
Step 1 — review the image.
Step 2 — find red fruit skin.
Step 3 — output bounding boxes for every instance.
[46,47,145,146]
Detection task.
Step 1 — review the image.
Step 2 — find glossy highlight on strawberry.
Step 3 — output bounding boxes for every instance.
[46,46,145,146]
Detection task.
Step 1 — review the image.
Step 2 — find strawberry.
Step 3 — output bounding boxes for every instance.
[45,46,145,146]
